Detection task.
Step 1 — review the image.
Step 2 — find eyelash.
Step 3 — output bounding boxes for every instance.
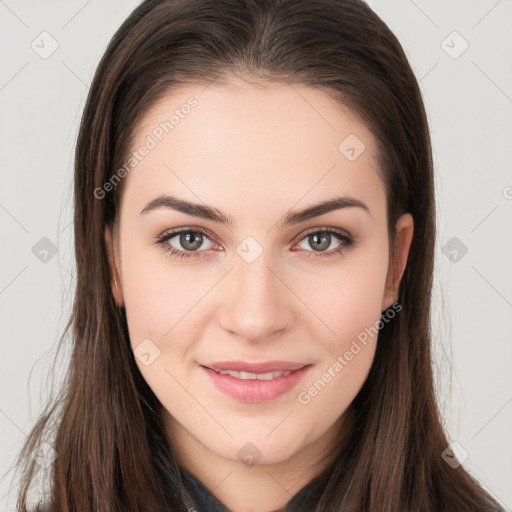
[154,227,355,260]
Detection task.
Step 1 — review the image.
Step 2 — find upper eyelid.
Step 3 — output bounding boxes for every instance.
[157,225,353,248]
[295,226,352,239]
[157,226,219,247]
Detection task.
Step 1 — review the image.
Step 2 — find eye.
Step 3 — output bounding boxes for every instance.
[155,228,218,260]
[293,228,355,258]
[155,226,355,260]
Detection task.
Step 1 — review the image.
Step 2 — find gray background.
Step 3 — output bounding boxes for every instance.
[1,1,511,510]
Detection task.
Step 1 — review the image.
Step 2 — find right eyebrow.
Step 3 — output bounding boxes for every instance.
[140,194,234,224]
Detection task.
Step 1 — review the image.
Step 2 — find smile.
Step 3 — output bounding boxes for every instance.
[212,369,293,380]
[199,361,312,403]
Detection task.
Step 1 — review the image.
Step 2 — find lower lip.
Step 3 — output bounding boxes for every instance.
[200,365,312,403]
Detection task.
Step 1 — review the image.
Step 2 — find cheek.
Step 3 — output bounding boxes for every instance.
[294,238,389,352]
[120,251,209,414]
[120,238,210,344]
[292,242,389,427]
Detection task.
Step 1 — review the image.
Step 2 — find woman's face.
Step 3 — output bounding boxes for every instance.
[106,77,412,472]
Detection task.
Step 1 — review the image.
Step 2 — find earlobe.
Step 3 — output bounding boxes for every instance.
[382,213,414,311]
[105,225,124,307]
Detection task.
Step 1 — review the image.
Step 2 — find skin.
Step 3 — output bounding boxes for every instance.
[105,76,413,512]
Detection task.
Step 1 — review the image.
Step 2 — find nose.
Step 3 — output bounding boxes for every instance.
[218,252,294,343]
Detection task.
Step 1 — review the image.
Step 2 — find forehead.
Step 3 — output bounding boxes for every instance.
[121,77,385,221]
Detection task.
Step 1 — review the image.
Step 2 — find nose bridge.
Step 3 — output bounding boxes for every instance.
[219,246,292,340]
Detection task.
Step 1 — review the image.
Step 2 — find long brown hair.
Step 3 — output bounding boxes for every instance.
[12,0,503,510]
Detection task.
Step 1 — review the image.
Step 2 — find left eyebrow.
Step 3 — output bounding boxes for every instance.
[278,196,371,228]
[140,194,370,227]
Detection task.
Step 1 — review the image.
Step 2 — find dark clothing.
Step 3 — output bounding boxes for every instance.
[178,465,322,512]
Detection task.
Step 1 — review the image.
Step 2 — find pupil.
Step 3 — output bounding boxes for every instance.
[181,232,202,250]
[311,233,330,251]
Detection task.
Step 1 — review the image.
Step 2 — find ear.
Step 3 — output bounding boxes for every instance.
[105,225,124,307]
[381,213,414,311]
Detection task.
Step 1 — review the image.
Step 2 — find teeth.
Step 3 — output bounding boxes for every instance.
[217,369,292,380]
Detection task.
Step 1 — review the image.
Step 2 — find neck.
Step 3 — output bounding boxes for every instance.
[162,411,350,512]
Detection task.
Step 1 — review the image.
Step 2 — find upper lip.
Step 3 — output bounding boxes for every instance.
[202,361,309,373]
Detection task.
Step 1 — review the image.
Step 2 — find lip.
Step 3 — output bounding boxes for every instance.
[200,361,312,403]
[202,360,308,373]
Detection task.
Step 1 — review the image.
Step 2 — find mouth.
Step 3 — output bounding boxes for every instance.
[202,360,308,373]
[208,368,296,380]
[199,361,312,403]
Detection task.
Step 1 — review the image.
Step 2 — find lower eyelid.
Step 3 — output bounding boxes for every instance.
[294,230,353,251]
[158,229,219,252]
[157,228,353,257]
